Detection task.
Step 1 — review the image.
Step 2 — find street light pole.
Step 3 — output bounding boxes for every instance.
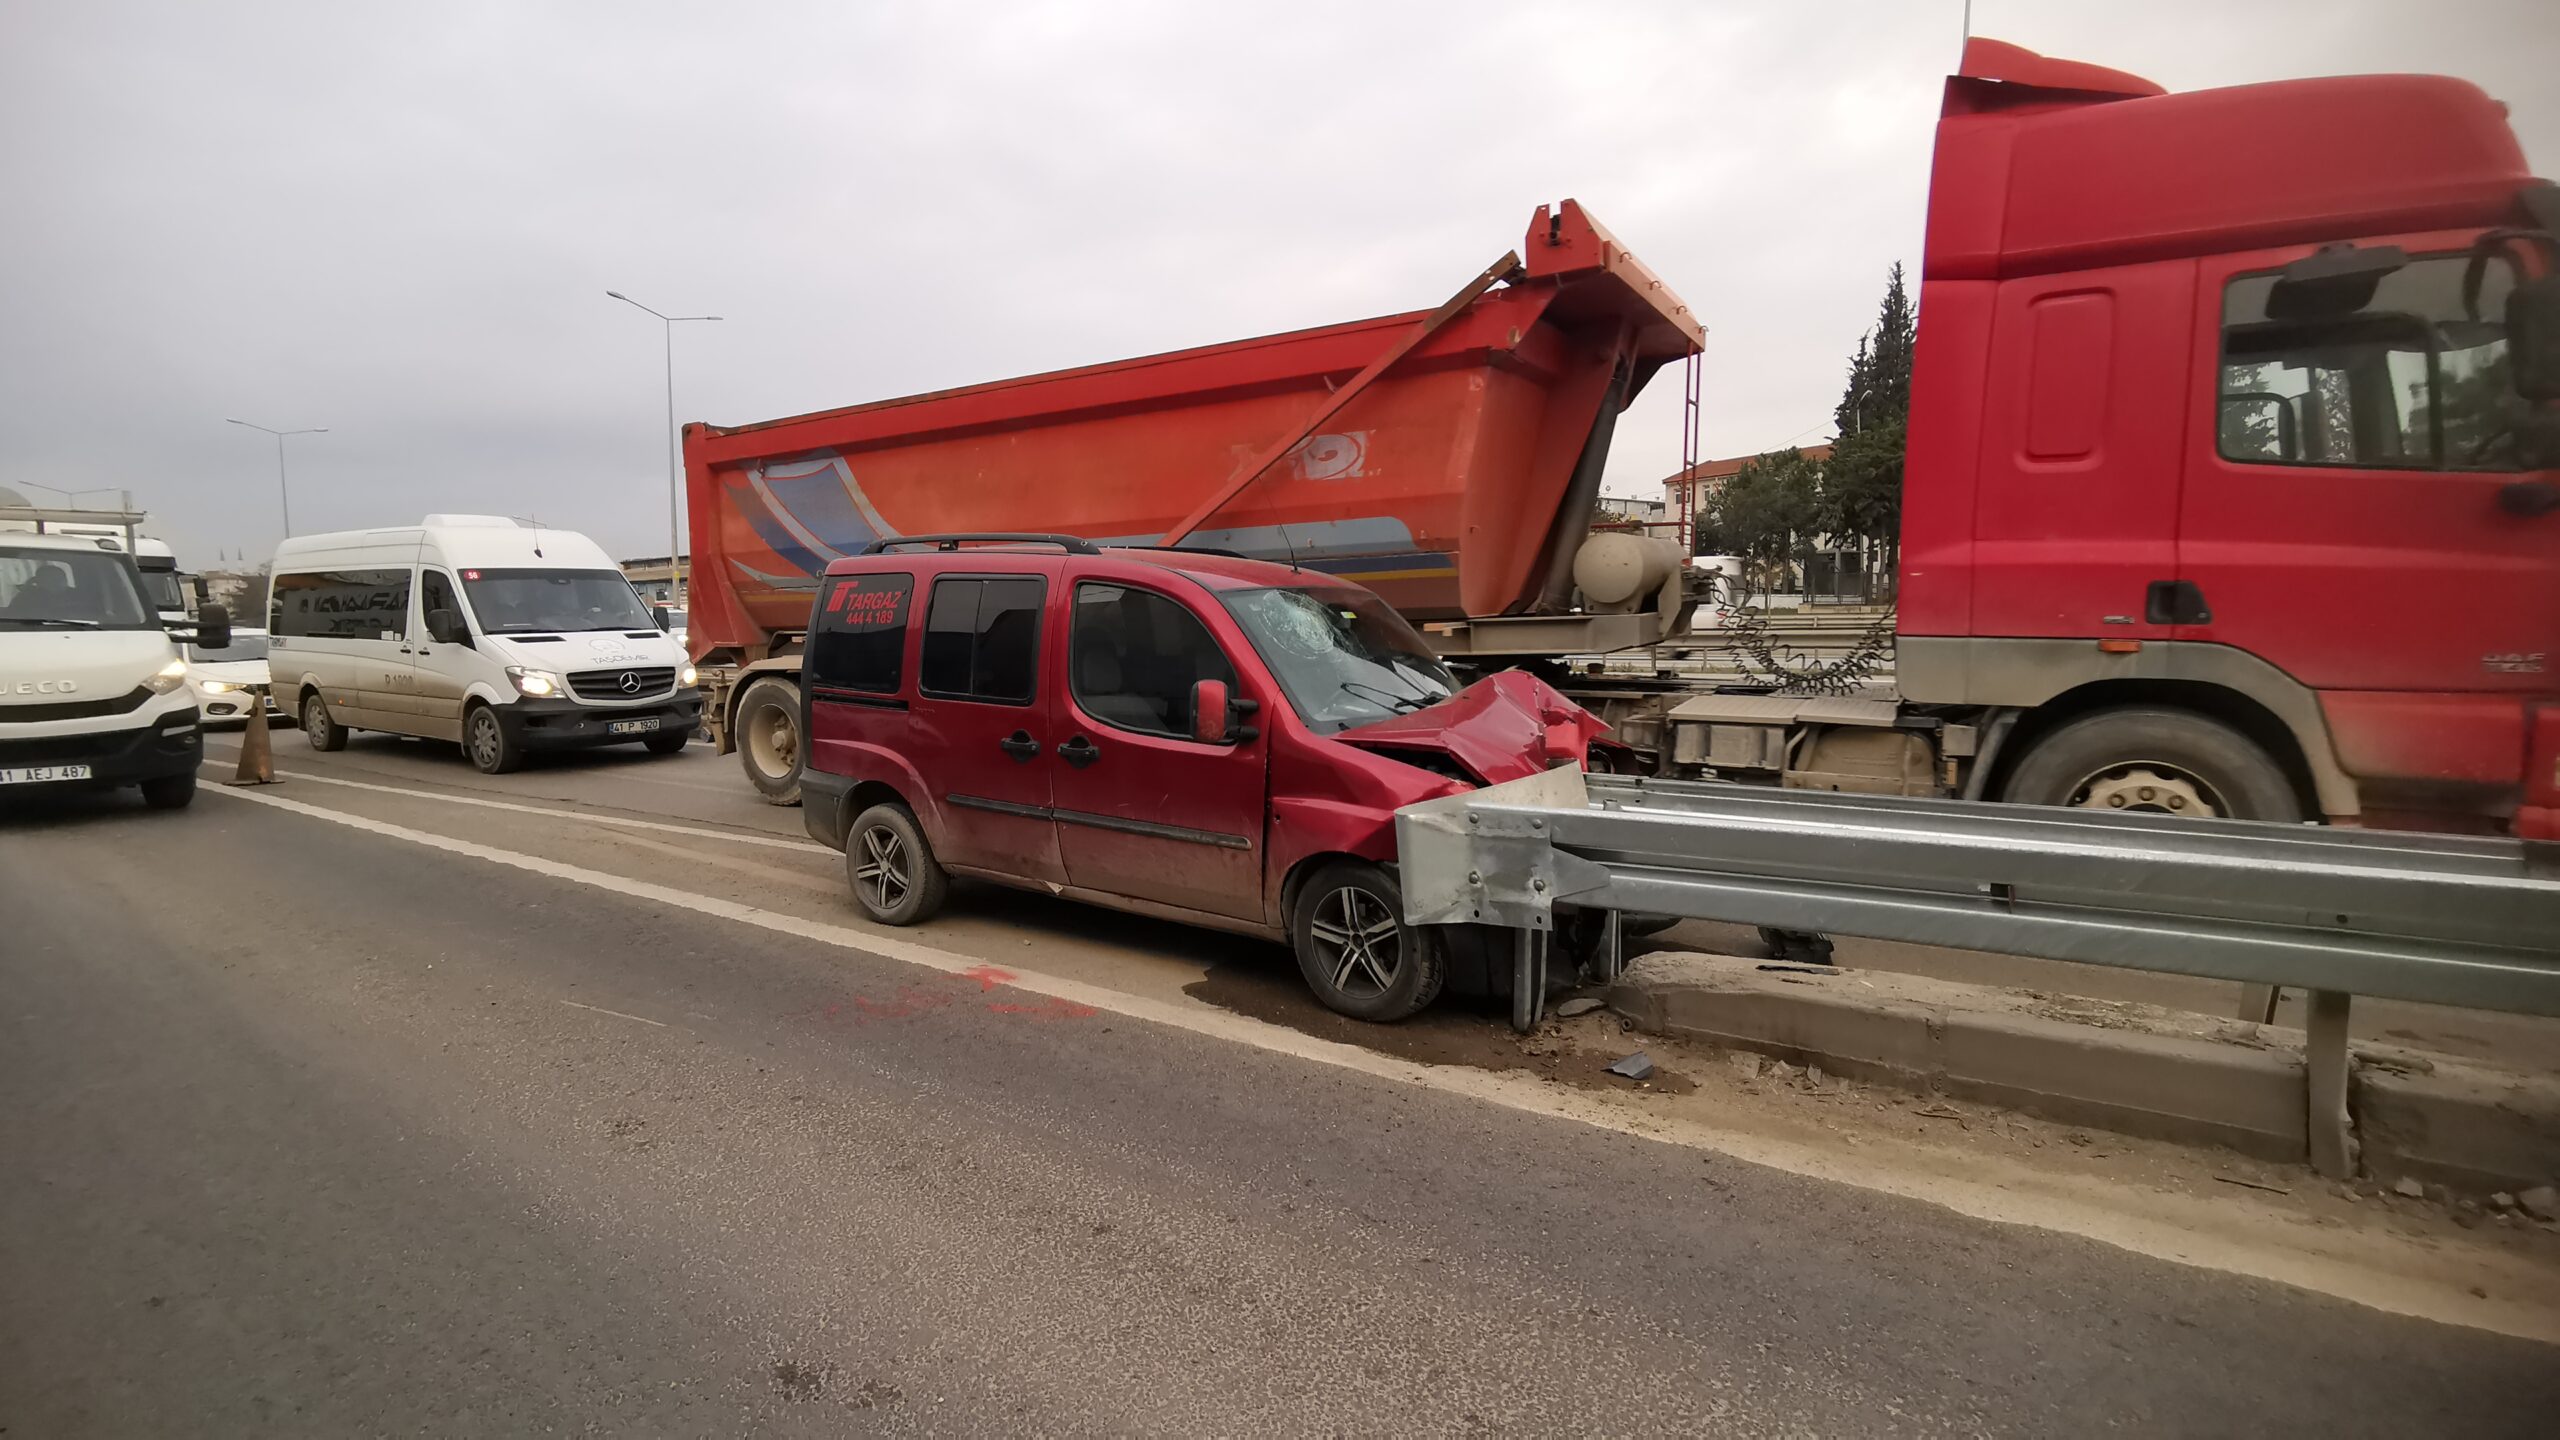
[225,418,328,537]
[606,291,721,609]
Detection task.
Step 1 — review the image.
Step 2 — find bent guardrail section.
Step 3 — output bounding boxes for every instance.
[1394,770,2560,1177]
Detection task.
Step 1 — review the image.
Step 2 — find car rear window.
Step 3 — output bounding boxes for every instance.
[809,572,913,695]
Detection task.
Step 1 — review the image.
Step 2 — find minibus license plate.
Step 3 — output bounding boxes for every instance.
[1,764,93,785]
[608,718,660,736]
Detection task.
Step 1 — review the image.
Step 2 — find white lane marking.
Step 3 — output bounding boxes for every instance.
[198,763,830,855]
[203,783,2560,1344]
[560,999,670,1028]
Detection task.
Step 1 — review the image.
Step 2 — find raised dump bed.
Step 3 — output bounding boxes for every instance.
[683,200,1702,660]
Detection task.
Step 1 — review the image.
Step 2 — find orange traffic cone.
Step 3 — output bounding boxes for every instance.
[228,687,280,786]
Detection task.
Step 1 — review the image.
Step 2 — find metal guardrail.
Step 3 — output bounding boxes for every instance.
[1394,770,2560,1175]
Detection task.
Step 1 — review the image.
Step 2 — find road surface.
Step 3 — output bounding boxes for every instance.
[2,736,2555,1434]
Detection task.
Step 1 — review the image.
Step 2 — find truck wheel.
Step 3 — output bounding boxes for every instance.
[302,692,346,751]
[844,803,948,926]
[736,676,802,806]
[1290,862,1445,1023]
[1999,706,2302,822]
[139,773,197,811]
[463,703,526,775]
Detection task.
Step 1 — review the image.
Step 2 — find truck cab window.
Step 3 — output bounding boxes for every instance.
[2219,252,2524,471]
[1071,583,1236,739]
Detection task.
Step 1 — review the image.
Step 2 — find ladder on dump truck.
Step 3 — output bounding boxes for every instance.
[1393,772,2560,1178]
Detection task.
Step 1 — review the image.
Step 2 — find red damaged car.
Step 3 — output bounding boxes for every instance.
[798,535,1607,1020]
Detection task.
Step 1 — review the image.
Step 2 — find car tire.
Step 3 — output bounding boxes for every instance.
[736,676,803,806]
[1999,706,2303,822]
[1290,861,1445,1023]
[643,731,690,756]
[464,703,526,775]
[302,692,346,751]
[844,802,947,926]
[139,773,197,811]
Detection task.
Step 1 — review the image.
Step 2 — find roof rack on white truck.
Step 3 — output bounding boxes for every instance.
[1394,769,2560,1178]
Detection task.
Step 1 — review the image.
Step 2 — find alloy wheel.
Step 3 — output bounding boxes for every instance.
[1308,886,1403,998]
[854,824,912,912]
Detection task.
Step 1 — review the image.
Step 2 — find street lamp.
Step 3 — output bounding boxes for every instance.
[225,418,328,537]
[606,291,720,609]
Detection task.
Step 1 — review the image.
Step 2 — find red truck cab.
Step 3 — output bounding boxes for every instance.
[797,536,1606,1019]
[1902,40,2560,835]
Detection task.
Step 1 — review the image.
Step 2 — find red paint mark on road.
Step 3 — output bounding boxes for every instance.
[795,968,1096,1028]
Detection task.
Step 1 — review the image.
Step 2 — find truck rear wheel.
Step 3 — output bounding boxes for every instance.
[1998,706,2302,823]
[735,676,803,806]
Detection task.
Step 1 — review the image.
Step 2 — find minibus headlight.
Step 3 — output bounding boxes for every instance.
[679,663,697,687]
[145,658,190,695]
[506,665,563,698]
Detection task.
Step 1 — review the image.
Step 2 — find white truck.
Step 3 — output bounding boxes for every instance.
[0,504,233,810]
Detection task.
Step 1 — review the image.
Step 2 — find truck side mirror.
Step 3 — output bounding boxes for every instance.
[427,608,472,646]
[194,602,232,653]
[651,603,671,632]
[2509,276,2560,402]
[1190,679,1231,744]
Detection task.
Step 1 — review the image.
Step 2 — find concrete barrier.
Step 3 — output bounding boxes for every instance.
[2355,1053,2560,1194]
[1608,952,2560,1188]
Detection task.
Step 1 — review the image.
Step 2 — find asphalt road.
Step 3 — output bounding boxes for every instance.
[4,748,2557,1433]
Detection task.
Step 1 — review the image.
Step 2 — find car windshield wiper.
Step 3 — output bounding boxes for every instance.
[0,616,101,628]
[1340,680,1429,715]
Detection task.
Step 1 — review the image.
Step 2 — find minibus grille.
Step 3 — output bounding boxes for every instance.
[567,667,677,702]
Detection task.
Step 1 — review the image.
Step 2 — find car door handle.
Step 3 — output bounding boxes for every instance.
[1057,735,1101,769]
[998,730,1040,763]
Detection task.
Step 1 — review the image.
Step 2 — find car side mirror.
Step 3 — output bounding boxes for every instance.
[651,603,671,632]
[2509,276,2560,402]
[427,607,471,646]
[193,602,232,653]
[1190,679,1231,744]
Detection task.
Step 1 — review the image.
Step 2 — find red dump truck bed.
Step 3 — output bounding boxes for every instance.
[682,201,1701,661]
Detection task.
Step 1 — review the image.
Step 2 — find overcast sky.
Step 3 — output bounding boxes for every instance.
[3,0,2554,567]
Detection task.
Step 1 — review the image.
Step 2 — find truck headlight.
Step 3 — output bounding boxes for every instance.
[146,658,189,695]
[199,679,239,695]
[506,665,563,698]
[679,663,697,687]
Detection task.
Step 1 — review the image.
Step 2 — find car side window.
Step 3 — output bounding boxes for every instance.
[271,568,412,639]
[1070,582,1237,739]
[419,570,461,630]
[918,575,1043,705]
[809,572,913,695]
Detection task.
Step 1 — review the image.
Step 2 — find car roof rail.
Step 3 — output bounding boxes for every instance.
[1106,543,1249,560]
[860,533,1099,555]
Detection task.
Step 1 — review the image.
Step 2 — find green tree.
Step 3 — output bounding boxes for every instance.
[1712,448,1820,590]
[1819,263,1916,585]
